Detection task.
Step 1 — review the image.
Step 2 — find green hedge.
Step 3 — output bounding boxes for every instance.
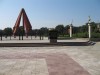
[73,32,88,38]
[91,33,100,38]
[73,32,100,38]
[58,32,100,38]
[59,35,69,37]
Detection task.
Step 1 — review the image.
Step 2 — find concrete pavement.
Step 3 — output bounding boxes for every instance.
[0,40,100,75]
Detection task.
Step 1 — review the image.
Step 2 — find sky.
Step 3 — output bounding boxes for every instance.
[0,0,100,29]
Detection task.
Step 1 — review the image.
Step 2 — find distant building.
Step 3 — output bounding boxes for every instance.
[97,23,100,31]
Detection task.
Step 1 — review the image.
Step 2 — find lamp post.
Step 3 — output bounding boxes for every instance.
[88,16,91,40]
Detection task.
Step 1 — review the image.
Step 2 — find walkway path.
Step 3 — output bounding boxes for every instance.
[0,41,100,75]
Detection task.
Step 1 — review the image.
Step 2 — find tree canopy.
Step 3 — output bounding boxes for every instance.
[0,21,100,37]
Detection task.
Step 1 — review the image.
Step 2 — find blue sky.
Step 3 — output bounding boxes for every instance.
[0,0,100,29]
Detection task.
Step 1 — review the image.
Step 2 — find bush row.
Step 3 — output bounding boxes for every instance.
[58,32,100,38]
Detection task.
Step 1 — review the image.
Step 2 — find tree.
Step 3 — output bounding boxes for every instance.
[3,27,13,40]
[34,29,39,38]
[0,30,3,35]
[64,25,70,35]
[78,25,88,33]
[91,22,98,32]
[14,26,25,40]
[55,25,64,36]
[0,30,3,40]
[73,26,80,34]
[14,26,25,35]
[40,27,49,36]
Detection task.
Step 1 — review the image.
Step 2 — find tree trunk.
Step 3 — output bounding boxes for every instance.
[1,35,2,41]
[40,35,41,40]
[22,34,23,40]
[19,34,20,40]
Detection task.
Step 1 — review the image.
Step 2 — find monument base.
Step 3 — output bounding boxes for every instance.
[50,39,57,43]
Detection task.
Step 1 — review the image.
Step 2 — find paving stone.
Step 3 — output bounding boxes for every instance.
[0,59,49,75]
[0,40,100,75]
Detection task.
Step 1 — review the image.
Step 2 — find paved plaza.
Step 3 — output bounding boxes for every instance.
[0,39,100,75]
[0,36,88,43]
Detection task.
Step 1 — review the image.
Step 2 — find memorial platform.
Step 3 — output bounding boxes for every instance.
[0,38,92,47]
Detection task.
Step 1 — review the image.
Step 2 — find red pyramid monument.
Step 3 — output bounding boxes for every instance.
[13,8,32,36]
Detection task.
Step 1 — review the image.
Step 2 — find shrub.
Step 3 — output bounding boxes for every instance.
[91,33,100,38]
[73,32,88,38]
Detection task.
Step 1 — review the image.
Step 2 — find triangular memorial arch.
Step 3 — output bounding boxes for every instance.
[13,8,32,37]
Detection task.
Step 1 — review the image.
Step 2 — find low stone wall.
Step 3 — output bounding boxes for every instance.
[90,38,100,41]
